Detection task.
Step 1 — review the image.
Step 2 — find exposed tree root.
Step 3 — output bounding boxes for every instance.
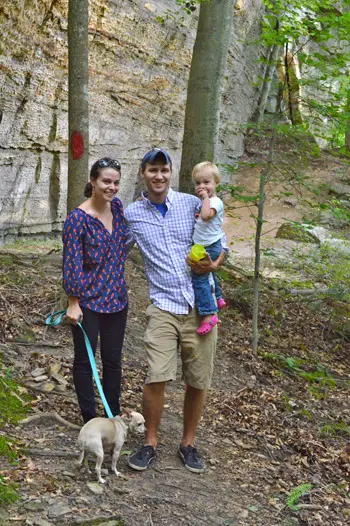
[19,411,81,430]
[25,448,78,458]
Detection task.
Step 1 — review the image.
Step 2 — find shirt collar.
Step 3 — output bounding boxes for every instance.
[141,187,174,206]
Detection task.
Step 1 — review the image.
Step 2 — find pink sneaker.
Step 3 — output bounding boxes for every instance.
[217,298,227,310]
[196,314,219,336]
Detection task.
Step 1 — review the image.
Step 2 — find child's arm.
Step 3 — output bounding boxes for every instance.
[198,191,217,221]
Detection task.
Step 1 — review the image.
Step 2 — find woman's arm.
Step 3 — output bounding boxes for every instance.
[125,225,136,256]
[62,212,85,324]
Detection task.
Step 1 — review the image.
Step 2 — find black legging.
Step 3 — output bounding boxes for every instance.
[71,305,128,423]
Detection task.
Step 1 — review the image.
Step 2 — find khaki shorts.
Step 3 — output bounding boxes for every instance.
[144,304,217,390]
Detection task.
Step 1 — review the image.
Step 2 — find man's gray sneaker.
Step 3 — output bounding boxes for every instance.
[127,445,156,471]
[178,445,205,473]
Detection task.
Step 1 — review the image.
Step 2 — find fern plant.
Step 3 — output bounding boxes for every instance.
[286,483,312,510]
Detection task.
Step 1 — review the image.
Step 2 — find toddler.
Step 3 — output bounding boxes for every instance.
[191,162,227,335]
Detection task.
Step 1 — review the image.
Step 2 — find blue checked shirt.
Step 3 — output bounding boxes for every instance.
[125,188,201,314]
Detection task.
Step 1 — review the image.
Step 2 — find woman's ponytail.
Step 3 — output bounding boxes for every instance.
[84,181,93,197]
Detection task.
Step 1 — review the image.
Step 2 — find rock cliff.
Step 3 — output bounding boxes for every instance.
[0,0,264,240]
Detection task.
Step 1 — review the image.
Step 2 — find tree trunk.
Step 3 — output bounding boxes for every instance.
[251,132,275,354]
[345,89,350,153]
[179,0,237,194]
[284,44,302,125]
[67,0,89,212]
[255,44,281,123]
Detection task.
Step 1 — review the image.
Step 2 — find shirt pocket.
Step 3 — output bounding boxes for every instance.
[83,235,108,266]
[169,216,194,244]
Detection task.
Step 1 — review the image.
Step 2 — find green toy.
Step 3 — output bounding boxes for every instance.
[189,244,207,261]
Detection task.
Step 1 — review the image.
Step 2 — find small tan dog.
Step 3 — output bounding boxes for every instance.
[77,411,145,483]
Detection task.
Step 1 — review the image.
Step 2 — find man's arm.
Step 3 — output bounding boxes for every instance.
[125,226,136,255]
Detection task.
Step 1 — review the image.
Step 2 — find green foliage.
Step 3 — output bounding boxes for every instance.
[272,239,350,333]
[320,421,350,437]
[220,184,259,203]
[260,351,337,390]
[0,365,29,507]
[0,436,19,463]
[156,0,209,26]
[259,0,350,147]
[0,367,31,425]
[315,199,350,224]
[286,483,312,510]
[0,476,19,507]
[215,268,230,281]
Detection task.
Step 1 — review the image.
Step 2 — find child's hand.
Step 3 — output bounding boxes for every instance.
[197,188,209,199]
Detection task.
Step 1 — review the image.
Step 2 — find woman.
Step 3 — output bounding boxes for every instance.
[62,157,128,423]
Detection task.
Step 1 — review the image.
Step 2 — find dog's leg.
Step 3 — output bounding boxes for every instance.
[95,446,105,484]
[111,446,122,477]
[77,449,85,466]
[77,449,91,473]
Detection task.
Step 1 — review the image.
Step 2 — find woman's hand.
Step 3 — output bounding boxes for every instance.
[66,297,83,325]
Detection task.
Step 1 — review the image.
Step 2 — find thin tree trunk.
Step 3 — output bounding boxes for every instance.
[345,89,350,152]
[252,132,275,354]
[284,42,294,124]
[67,0,89,212]
[256,44,281,123]
[179,0,237,194]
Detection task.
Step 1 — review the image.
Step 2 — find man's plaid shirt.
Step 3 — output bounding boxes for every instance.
[125,188,201,314]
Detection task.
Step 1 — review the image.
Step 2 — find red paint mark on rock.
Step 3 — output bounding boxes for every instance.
[71,131,84,159]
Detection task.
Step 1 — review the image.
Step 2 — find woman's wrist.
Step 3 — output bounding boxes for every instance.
[67,295,80,306]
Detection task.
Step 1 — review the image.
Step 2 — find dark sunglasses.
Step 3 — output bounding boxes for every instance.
[96,159,121,171]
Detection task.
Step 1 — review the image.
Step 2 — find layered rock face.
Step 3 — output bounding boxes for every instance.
[0,0,263,240]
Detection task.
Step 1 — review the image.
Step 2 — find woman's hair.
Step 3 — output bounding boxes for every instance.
[84,157,122,197]
[192,161,221,184]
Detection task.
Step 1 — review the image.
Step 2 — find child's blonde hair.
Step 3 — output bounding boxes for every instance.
[192,161,221,184]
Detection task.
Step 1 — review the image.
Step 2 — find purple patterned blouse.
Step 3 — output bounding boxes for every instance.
[62,198,128,313]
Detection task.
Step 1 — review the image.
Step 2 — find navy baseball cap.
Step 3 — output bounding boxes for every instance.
[141,148,172,168]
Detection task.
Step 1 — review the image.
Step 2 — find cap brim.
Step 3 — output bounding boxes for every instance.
[142,150,172,167]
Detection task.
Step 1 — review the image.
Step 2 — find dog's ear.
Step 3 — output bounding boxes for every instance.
[123,408,132,418]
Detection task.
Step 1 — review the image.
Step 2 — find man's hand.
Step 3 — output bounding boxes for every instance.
[187,249,226,274]
[187,252,221,274]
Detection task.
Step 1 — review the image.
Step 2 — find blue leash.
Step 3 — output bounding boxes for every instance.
[45,310,114,418]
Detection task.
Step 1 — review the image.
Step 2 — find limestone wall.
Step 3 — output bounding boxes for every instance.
[0,0,264,241]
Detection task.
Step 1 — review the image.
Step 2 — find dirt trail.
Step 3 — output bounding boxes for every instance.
[222,155,345,261]
[1,154,349,525]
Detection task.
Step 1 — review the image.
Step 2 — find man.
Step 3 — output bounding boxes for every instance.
[125,148,226,473]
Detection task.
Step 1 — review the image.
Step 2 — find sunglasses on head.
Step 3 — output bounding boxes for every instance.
[96,159,121,170]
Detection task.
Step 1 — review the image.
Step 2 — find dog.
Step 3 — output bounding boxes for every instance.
[77,411,145,483]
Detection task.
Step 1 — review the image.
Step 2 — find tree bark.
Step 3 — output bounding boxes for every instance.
[251,132,275,354]
[255,44,282,123]
[345,89,350,152]
[67,0,89,212]
[179,0,237,194]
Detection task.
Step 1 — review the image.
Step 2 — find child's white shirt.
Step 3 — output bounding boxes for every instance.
[193,196,224,247]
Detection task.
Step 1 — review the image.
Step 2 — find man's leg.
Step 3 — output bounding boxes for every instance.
[179,308,217,472]
[181,385,206,446]
[143,381,166,447]
[128,305,179,471]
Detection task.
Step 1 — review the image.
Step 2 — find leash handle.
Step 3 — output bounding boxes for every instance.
[45,310,67,327]
[45,310,114,419]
